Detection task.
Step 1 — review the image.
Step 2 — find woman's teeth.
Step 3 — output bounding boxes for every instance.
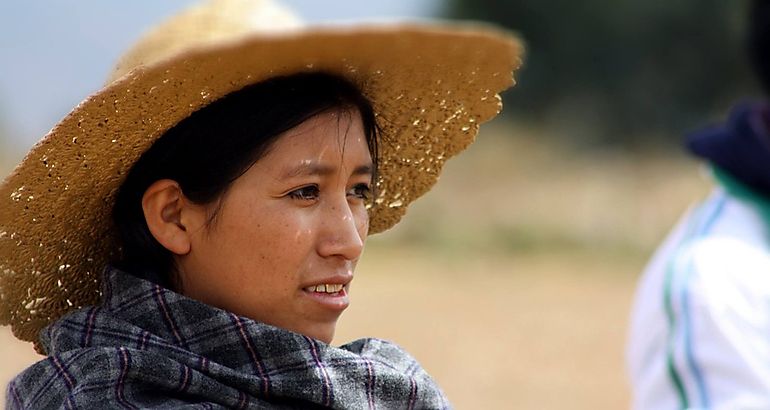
[304,284,344,293]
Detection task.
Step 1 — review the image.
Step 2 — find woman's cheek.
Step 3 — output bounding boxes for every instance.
[354,207,370,237]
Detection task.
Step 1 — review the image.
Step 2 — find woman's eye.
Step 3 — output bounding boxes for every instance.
[288,185,320,201]
[348,183,372,200]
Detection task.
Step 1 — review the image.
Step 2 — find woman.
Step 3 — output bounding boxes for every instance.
[0,0,521,408]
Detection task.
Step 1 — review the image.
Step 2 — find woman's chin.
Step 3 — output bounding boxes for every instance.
[290,320,338,344]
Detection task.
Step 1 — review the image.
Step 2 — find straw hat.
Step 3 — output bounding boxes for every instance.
[0,0,522,348]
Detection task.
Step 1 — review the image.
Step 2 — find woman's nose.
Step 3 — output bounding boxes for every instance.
[317,201,366,260]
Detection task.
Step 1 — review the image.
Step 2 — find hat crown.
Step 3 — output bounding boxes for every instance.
[108,0,303,83]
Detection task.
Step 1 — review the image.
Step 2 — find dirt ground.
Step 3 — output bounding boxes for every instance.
[338,247,639,409]
[0,247,639,409]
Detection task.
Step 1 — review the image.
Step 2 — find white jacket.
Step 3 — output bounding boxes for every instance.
[627,169,770,409]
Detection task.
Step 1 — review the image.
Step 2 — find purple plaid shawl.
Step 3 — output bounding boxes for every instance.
[6,267,450,409]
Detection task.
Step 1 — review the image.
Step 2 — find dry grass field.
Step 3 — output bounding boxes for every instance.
[338,247,640,409]
[0,126,710,408]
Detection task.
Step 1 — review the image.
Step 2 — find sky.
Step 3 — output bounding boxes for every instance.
[0,0,443,157]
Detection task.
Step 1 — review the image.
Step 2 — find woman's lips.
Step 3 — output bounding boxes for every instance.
[303,284,344,293]
[301,284,350,311]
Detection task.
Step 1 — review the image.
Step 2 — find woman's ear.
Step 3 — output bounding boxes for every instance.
[141,180,200,256]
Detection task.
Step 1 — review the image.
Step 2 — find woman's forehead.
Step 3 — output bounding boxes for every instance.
[279,109,363,141]
[253,111,372,175]
[277,161,374,180]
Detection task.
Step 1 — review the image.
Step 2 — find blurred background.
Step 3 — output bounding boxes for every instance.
[0,0,755,408]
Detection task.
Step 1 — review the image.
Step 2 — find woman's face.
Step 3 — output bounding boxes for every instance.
[177,110,373,343]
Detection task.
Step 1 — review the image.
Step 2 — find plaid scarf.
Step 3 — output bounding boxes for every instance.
[7,267,450,409]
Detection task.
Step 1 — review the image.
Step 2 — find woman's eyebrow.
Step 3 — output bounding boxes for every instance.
[280,162,373,179]
[352,164,374,176]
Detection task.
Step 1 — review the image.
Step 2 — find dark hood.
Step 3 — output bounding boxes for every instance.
[687,101,770,197]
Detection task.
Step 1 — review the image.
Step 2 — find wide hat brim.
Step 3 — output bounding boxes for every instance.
[0,23,522,347]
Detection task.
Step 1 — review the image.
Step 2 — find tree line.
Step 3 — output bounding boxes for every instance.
[444,0,756,146]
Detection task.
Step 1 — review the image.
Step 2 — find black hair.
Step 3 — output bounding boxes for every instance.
[749,0,770,93]
[112,72,379,289]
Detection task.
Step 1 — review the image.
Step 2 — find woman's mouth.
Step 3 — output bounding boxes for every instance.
[303,284,345,294]
[301,283,350,311]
